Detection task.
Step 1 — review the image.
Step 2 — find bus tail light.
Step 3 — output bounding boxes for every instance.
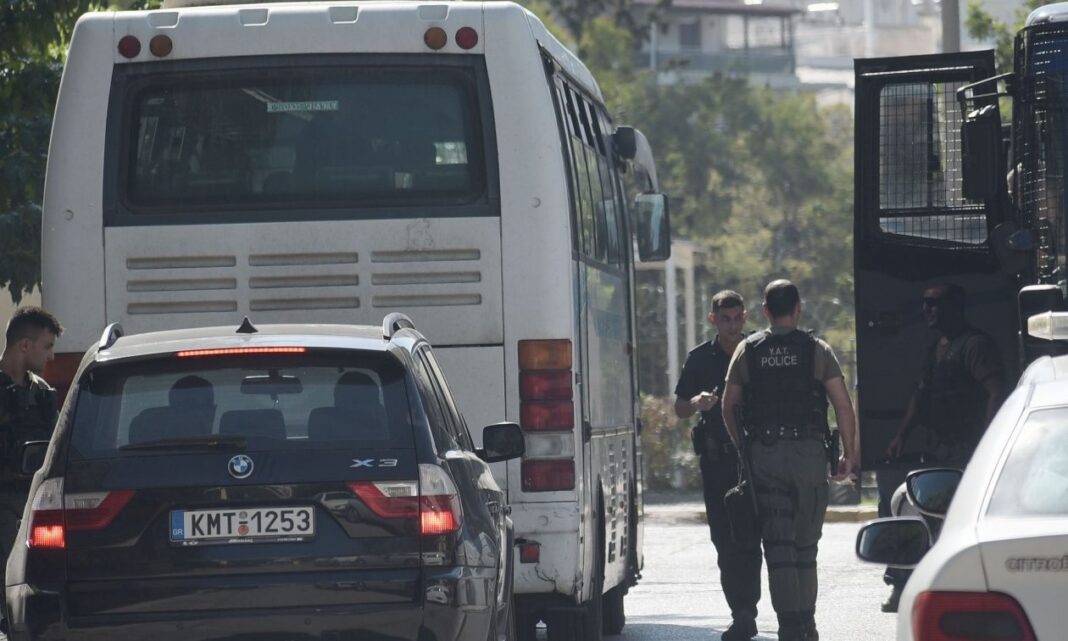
[520,400,574,431]
[912,591,1036,641]
[149,35,173,57]
[519,371,571,401]
[518,340,575,493]
[424,27,447,50]
[522,460,575,492]
[45,352,82,408]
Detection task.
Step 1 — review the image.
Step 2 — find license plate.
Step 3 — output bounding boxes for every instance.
[170,506,315,546]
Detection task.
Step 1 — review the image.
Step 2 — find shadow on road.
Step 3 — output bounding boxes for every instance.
[616,621,777,641]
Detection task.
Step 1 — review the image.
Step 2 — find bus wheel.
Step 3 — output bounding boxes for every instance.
[602,583,626,635]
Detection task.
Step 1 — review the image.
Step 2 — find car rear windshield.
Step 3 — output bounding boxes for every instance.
[987,407,1068,517]
[69,350,415,458]
[117,59,486,213]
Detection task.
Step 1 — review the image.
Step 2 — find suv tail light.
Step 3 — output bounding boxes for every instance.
[348,464,461,535]
[913,591,1036,641]
[26,478,135,549]
[518,339,576,491]
[418,464,462,535]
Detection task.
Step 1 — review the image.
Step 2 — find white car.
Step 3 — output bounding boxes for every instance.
[857,314,1068,641]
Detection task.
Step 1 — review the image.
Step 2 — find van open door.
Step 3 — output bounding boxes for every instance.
[854,51,1019,470]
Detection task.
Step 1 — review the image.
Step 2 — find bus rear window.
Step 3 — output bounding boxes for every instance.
[119,64,485,212]
[69,350,415,458]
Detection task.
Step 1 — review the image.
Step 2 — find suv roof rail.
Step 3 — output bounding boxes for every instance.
[382,313,416,339]
[99,323,125,350]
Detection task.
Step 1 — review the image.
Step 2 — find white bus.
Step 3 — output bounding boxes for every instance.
[40,2,671,638]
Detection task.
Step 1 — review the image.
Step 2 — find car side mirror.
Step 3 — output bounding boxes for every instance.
[478,422,524,463]
[906,468,962,517]
[635,193,671,262]
[20,441,50,476]
[855,517,931,568]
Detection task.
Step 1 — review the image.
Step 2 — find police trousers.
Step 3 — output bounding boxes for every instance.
[700,453,762,623]
[748,439,828,636]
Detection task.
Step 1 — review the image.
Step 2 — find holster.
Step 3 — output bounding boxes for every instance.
[724,479,761,546]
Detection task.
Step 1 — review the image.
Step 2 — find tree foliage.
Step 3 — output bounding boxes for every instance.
[964,0,1049,72]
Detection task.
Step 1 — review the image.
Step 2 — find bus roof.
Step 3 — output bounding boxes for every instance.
[99,0,600,101]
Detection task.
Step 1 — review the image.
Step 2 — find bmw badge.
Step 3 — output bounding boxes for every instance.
[228,454,254,479]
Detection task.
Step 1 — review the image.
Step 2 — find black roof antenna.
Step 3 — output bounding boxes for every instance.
[236,317,258,334]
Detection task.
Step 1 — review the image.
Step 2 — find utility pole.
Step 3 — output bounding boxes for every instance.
[941,0,960,53]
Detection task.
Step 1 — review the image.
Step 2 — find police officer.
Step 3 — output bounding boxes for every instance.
[0,308,63,586]
[722,280,858,641]
[674,290,762,641]
[880,283,1003,612]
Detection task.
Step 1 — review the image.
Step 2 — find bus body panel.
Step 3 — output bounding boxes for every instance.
[102,218,505,344]
[42,14,115,355]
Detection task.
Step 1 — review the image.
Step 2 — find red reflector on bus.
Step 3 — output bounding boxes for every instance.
[522,460,575,492]
[118,35,141,58]
[44,352,82,408]
[455,27,478,50]
[518,339,572,370]
[520,370,572,401]
[176,347,307,357]
[519,541,540,563]
[521,400,575,431]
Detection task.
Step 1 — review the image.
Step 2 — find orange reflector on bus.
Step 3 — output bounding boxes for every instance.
[518,339,572,370]
[424,27,447,50]
[176,347,307,358]
[149,35,173,57]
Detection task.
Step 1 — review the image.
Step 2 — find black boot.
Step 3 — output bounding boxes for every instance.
[721,616,757,641]
[881,585,902,613]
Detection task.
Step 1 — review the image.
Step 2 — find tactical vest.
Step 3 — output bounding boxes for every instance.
[923,331,987,446]
[743,329,828,430]
[0,370,58,482]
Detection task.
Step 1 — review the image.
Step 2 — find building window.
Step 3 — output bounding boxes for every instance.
[679,20,701,50]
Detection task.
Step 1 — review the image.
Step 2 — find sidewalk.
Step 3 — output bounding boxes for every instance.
[644,491,878,525]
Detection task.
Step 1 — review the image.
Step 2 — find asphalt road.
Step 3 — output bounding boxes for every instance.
[0,521,895,641]
[615,520,898,641]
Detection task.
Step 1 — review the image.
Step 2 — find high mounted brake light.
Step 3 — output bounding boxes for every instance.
[176,347,307,357]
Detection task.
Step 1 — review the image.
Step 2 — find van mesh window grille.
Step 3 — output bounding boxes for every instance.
[1016,25,1068,285]
[877,80,987,245]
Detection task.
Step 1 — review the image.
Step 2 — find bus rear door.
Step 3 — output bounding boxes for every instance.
[853,51,1018,470]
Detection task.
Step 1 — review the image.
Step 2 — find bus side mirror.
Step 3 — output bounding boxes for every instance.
[635,193,671,262]
[961,104,1003,201]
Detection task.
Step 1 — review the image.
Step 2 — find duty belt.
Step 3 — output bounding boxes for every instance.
[748,425,825,442]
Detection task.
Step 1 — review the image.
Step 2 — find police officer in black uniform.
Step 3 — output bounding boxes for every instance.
[722,280,858,641]
[674,290,761,641]
[0,307,63,628]
[880,283,1004,611]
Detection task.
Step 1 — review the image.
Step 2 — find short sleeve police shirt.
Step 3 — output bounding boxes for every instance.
[674,337,732,436]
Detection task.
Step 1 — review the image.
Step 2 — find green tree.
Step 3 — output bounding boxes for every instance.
[0,1,155,304]
[965,0,1050,71]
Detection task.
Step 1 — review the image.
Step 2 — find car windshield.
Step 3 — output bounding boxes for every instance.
[987,407,1068,517]
[69,349,414,459]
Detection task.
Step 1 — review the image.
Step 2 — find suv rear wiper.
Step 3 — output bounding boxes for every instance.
[120,435,247,451]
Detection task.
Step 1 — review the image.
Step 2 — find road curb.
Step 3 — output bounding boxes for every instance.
[645,504,878,525]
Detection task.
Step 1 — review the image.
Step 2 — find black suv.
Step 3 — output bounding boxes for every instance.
[5,314,524,641]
